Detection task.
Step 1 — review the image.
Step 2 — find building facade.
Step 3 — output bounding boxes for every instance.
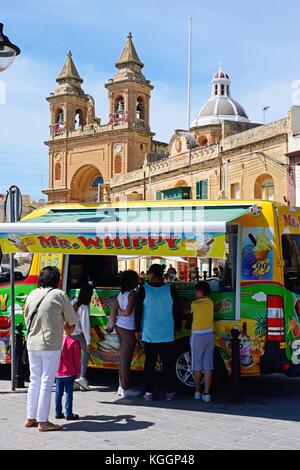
[43,35,300,205]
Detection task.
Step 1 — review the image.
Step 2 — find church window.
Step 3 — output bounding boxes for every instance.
[197,135,208,146]
[114,96,125,113]
[221,84,225,95]
[114,154,122,174]
[55,108,64,125]
[136,96,144,120]
[140,144,143,150]
[92,176,104,187]
[75,109,83,129]
[55,162,61,180]
[214,84,218,95]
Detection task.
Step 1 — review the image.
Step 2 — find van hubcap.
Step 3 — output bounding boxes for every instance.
[175,351,195,387]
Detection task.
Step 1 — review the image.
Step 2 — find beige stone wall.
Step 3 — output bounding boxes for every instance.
[110,118,291,204]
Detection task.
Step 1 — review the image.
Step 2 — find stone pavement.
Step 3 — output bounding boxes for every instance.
[1,367,300,450]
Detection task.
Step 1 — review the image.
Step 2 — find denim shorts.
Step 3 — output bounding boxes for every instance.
[190,332,214,371]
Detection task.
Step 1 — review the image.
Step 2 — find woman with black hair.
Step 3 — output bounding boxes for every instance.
[106,270,141,398]
[24,267,77,432]
[71,284,94,391]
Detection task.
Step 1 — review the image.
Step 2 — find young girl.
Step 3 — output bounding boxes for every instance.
[55,323,81,420]
[190,281,214,402]
[72,284,93,391]
[106,270,141,398]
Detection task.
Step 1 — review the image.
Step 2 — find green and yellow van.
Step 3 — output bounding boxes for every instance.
[0,199,300,389]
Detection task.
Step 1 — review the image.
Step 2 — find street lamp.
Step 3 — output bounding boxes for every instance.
[0,23,20,72]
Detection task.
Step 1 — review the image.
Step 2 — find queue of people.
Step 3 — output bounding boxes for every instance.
[23,264,215,432]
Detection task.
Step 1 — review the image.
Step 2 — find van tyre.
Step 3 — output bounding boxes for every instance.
[174,339,229,392]
[174,339,194,390]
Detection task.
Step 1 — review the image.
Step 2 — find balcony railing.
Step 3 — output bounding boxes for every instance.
[49,122,66,137]
[109,111,128,127]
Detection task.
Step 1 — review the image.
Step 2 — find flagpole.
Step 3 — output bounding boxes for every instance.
[187,17,192,130]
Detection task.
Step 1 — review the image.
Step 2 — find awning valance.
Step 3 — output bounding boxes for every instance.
[0,205,250,257]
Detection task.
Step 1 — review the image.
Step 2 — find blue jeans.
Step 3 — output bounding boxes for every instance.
[55,376,76,417]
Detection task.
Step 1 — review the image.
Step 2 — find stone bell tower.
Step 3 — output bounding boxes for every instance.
[105,33,153,172]
[47,51,97,134]
[44,51,99,203]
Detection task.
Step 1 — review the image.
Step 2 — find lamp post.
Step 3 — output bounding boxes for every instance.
[0,23,20,72]
[1,24,21,390]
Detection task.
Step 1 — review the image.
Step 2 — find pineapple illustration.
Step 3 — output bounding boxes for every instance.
[254,315,267,354]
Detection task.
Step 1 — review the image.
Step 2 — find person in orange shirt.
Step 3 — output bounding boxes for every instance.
[190,281,214,402]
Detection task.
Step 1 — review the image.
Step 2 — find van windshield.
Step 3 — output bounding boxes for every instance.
[282,234,300,294]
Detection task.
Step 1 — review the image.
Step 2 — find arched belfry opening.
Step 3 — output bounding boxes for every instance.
[136,96,144,120]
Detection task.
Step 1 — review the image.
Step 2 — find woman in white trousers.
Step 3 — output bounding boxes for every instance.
[24,267,77,432]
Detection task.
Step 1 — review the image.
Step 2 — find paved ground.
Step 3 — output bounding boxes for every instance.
[1,366,300,450]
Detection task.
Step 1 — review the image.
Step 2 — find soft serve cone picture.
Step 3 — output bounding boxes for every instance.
[252,229,272,261]
[242,227,274,281]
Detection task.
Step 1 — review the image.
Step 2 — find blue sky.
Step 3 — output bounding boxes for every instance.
[1,0,300,199]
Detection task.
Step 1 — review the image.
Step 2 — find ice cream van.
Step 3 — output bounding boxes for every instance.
[1,199,300,389]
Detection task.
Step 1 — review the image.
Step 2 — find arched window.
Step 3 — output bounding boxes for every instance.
[75,109,83,129]
[254,174,274,200]
[136,96,144,120]
[92,176,104,187]
[197,135,208,147]
[55,162,61,180]
[114,96,125,113]
[114,154,122,174]
[55,108,64,125]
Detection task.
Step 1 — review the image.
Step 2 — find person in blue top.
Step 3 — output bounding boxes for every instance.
[135,264,181,401]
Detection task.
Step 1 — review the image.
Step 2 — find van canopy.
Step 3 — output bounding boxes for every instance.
[0,204,251,258]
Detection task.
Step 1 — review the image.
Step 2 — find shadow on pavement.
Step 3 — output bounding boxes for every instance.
[95,373,300,424]
[62,414,154,432]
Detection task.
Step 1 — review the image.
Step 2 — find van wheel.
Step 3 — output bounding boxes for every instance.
[174,339,195,390]
[174,340,228,392]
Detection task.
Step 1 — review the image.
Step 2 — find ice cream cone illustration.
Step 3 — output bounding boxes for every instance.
[249,229,272,261]
[8,236,29,252]
[196,237,214,256]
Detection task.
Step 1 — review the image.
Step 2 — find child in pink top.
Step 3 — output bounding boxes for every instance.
[55,323,81,420]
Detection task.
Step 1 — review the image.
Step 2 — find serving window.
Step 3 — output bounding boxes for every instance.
[67,254,120,289]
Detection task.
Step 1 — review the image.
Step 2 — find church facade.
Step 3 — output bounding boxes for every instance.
[44,33,167,204]
[44,34,300,206]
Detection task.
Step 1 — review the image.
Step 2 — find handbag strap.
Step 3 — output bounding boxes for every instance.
[27,288,55,336]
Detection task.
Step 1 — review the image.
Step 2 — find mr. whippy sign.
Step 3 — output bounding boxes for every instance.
[0,206,228,257]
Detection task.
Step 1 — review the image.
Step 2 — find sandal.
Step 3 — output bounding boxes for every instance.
[38,421,63,432]
[24,419,38,428]
[66,413,79,421]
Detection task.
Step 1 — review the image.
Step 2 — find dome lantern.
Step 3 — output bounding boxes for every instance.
[191,65,249,128]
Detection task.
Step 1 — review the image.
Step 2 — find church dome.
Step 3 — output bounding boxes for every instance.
[191,68,249,127]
